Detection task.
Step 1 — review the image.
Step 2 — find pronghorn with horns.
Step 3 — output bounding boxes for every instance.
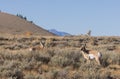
[80,44,102,65]
[29,41,45,51]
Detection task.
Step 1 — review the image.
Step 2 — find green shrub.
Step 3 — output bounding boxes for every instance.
[101,51,120,67]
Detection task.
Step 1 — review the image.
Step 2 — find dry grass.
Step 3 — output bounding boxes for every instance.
[0,35,120,79]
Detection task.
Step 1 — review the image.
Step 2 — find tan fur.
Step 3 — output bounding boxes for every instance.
[29,41,44,51]
[80,44,102,65]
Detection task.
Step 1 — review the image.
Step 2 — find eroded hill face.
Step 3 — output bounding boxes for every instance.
[0,35,120,79]
[0,12,54,36]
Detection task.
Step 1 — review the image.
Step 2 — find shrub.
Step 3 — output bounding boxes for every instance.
[29,51,51,64]
[50,55,73,67]
[101,51,120,67]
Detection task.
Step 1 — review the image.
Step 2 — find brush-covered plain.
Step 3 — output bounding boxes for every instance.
[0,35,119,79]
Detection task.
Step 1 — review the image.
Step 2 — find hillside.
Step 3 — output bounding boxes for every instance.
[0,12,54,36]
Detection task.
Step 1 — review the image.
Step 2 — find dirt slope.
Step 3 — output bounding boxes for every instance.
[0,12,55,36]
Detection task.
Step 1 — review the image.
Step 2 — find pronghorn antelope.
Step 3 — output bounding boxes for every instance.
[29,41,44,51]
[80,44,102,65]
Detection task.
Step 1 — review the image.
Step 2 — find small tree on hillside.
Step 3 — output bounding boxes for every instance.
[16,14,27,20]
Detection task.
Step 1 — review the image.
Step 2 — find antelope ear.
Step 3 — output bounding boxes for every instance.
[80,45,84,50]
[80,46,82,50]
[81,44,86,47]
[84,43,86,47]
[80,43,87,50]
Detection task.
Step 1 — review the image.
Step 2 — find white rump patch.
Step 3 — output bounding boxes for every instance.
[88,54,95,59]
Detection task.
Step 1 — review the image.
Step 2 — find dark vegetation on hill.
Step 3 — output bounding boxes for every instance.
[0,34,119,79]
[0,12,54,36]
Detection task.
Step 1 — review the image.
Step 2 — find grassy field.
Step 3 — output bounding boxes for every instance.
[0,34,119,79]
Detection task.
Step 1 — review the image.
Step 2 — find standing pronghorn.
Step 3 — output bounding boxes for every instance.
[29,41,45,51]
[80,44,102,65]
